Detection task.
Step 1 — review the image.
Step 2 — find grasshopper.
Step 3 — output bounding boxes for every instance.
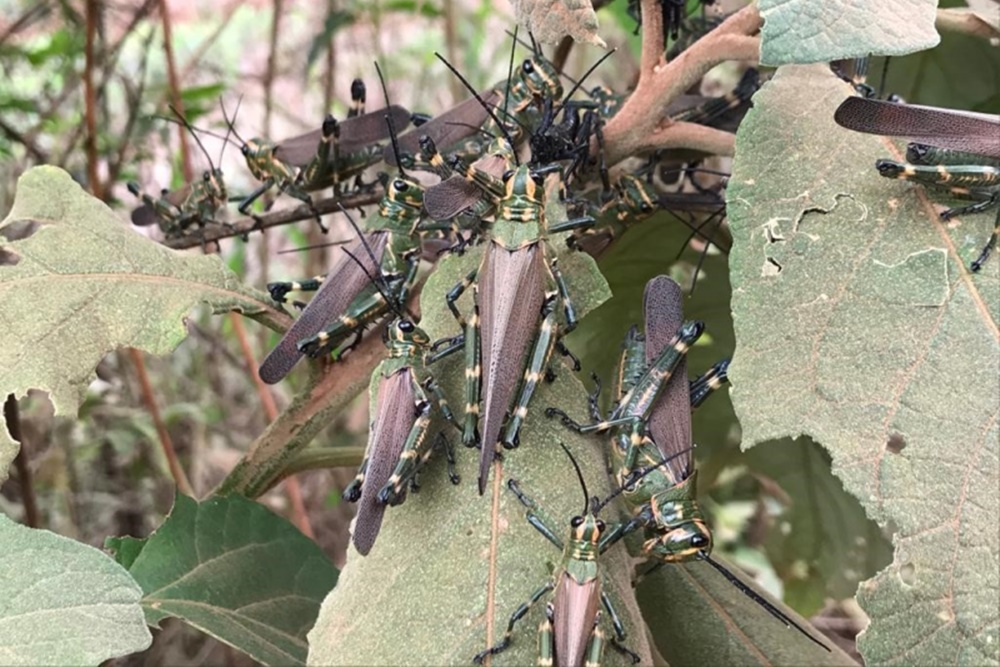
[128,106,240,241]
[473,444,646,667]
[548,276,829,650]
[226,79,413,232]
[257,67,475,384]
[343,261,465,554]
[834,96,1000,271]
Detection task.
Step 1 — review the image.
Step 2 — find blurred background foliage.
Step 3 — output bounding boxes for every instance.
[1,0,997,663]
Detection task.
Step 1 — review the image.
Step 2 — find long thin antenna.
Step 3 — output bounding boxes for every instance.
[502,25,518,140]
[434,52,520,164]
[337,201,383,280]
[277,238,351,254]
[335,203,405,320]
[218,97,241,165]
[168,104,215,170]
[556,49,617,114]
[700,555,831,652]
[374,61,407,178]
[591,446,694,515]
[558,442,590,516]
[220,97,250,148]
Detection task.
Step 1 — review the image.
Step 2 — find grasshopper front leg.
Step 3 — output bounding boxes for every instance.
[472,581,555,664]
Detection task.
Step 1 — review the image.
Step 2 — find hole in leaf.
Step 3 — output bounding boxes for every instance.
[0,219,41,241]
[899,561,916,586]
[0,248,19,265]
[763,257,782,276]
[886,433,906,454]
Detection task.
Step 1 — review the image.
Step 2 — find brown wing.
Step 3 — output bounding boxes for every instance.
[477,242,545,493]
[274,105,412,166]
[386,90,501,166]
[258,231,388,384]
[643,276,692,482]
[130,184,193,227]
[423,153,507,221]
[352,369,414,556]
[834,97,1000,159]
[553,571,601,667]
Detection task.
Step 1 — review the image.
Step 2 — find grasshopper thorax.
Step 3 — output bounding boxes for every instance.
[385,318,430,357]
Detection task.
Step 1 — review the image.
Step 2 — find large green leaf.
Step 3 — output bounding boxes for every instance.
[0,166,288,484]
[728,64,999,665]
[0,513,151,665]
[106,492,338,666]
[759,0,939,66]
[306,235,650,665]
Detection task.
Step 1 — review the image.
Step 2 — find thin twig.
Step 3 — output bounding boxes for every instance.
[157,0,192,182]
[5,395,40,528]
[83,0,102,197]
[162,189,384,249]
[128,348,194,495]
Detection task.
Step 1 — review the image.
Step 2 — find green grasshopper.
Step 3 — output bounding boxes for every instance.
[473,444,650,667]
[342,258,465,554]
[225,79,413,232]
[128,107,240,241]
[834,96,1000,271]
[257,66,476,384]
[548,276,829,650]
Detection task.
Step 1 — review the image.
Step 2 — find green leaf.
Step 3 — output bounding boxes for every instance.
[638,556,856,666]
[0,166,289,483]
[759,0,939,66]
[306,235,650,666]
[748,438,894,614]
[728,64,999,665]
[0,513,151,665]
[106,492,338,667]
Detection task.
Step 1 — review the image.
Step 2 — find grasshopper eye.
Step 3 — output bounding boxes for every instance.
[522,59,534,74]
[399,320,415,333]
[502,170,515,182]
[240,144,250,156]
[596,519,606,532]
[393,179,409,192]
[531,173,545,186]
[691,534,709,549]
[202,172,211,182]
[570,516,584,528]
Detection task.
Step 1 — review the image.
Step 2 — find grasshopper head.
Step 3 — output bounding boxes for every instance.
[520,57,563,101]
[386,175,425,209]
[642,493,713,563]
[386,318,430,352]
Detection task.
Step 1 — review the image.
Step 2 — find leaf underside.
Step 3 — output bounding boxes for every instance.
[0,514,151,666]
[728,64,1000,666]
[0,166,287,484]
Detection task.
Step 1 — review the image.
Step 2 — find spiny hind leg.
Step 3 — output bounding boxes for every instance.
[500,294,558,450]
[343,421,376,502]
[461,290,482,448]
[267,276,327,303]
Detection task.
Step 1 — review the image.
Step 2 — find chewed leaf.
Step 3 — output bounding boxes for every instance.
[728,64,999,665]
[511,0,606,47]
[0,166,288,483]
[759,0,938,65]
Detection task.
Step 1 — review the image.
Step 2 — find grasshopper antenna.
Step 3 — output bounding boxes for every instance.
[277,238,352,255]
[555,49,617,115]
[167,105,216,171]
[502,25,518,141]
[591,446,694,515]
[335,202,407,320]
[434,52,521,165]
[558,442,590,517]
[220,97,250,149]
[374,61,407,178]
[217,97,241,165]
[699,555,831,652]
